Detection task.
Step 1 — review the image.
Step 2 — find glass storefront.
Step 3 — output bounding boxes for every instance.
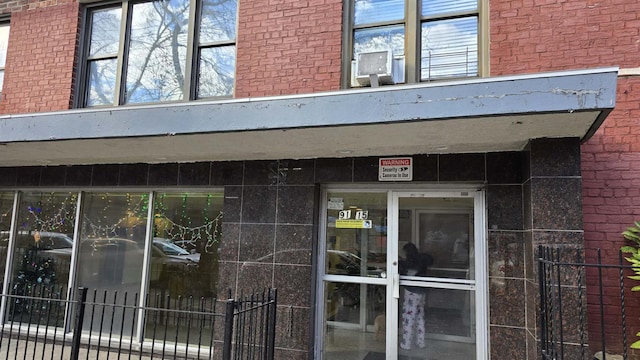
[0,189,223,343]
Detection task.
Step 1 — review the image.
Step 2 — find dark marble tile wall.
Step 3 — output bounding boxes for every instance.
[523,137,585,360]
[0,149,577,359]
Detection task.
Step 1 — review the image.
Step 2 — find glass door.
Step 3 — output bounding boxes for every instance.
[389,192,486,360]
[319,189,487,360]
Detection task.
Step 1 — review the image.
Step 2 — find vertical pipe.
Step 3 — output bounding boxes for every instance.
[71,287,88,360]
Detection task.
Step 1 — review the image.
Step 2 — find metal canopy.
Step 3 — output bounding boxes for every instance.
[0,68,618,166]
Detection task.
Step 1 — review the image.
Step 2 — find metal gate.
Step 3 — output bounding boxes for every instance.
[539,246,638,360]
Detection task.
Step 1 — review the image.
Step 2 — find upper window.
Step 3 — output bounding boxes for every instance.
[81,0,237,107]
[348,0,481,86]
[0,23,10,94]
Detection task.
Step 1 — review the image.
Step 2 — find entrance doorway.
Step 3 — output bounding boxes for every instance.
[318,189,487,360]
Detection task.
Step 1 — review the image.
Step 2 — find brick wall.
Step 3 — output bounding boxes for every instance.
[0,2,79,114]
[582,77,640,259]
[491,0,640,355]
[234,0,343,97]
[490,0,640,74]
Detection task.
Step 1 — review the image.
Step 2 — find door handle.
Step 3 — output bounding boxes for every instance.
[393,273,400,299]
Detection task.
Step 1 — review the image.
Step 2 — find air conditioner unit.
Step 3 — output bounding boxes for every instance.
[351,51,405,87]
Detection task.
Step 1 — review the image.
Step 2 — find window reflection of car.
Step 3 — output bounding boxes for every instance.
[152,238,200,266]
[327,250,384,278]
[327,250,386,321]
[0,231,74,250]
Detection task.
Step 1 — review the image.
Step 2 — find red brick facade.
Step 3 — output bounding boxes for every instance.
[235,0,343,97]
[0,2,79,114]
[0,0,638,357]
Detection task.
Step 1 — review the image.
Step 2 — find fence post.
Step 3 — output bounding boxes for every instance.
[538,245,547,359]
[71,287,88,360]
[266,289,277,360]
[222,299,236,360]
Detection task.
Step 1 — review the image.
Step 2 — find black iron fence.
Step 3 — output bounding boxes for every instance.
[0,286,277,360]
[539,246,640,360]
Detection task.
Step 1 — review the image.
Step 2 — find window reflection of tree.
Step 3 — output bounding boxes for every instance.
[86,0,238,105]
[126,0,189,103]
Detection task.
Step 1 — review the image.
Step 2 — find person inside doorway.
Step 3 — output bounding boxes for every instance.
[399,242,433,351]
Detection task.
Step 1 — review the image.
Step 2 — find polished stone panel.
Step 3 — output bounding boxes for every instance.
[489,278,525,327]
[40,166,66,186]
[527,331,538,360]
[488,185,524,231]
[523,180,532,230]
[0,167,17,186]
[65,165,92,186]
[490,326,527,360]
[274,264,312,307]
[353,156,379,182]
[119,163,149,186]
[278,159,315,185]
[243,160,279,186]
[218,223,240,261]
[16,166,42,186]
[210,161,244,185]
[239,223,275,263]
[439,153,485,181]
[241,186,277,224]
[488,231,524,279]
[315,158,353,183]
[487,152,523,184]
[530,138,581,177]
[91,164,119,186]
[273,349,309,360]
[237,262,274,294]
[148,163,178,186]
[525,279,538,336]
[178,162,210,185]
[412,154,438,181]
[531,177,582,230]
[216,261,237,296]
[275,224,314,265]
[277,186,316,224]
[276,306,311,351]
[222,186,243,223]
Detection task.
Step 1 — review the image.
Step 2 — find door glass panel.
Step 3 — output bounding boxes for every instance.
[6,192,78,327]
[323,191,387,359]
[325,192,387,277]
[324,282,386,359]
[399,197,474,280]
[397,196,476,359]
[398,286,476,359]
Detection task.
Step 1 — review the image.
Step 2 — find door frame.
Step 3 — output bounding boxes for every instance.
[315,185,488,360]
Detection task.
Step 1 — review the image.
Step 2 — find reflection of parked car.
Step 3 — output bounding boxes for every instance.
[152,238,200,264]
[0,231,73,250]
[327,250,384,277]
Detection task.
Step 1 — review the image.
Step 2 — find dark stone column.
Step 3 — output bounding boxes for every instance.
[523,138,585,359]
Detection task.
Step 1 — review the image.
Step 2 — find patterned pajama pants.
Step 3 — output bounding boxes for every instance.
[400,288,426,350]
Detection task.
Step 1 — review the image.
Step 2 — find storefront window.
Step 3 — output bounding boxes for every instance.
[77,192,149,335]
[0,192,15,291]
[6,192,78,327]
[145,191,223,343]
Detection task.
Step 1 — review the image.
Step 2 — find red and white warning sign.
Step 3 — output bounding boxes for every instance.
[379,157,413,181]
